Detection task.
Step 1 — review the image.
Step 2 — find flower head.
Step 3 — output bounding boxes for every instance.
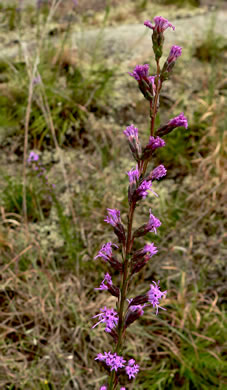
[92,307,118,333]
[100,387,107,390]
[146,136,165,150]
[144,16,175,33]
[136,180,153,200]
[127,167,139,184]
[146,211,161,234]
[27,151,39,163]
[95,273,112,291]
[125,359,140,379]
[104,209,122,228]
[167,45,182,65]
[151,165,167,180]
[95,351,126,372]
[124,124,138,139]
[168,112,188,129]
[147,281,167,315]
[94,242,118,262]
[129,64,149,81]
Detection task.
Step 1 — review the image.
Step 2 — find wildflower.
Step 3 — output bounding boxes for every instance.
[168,112,188,129]
[95,273,112,291]
[147,281,167,315]
[95,273,120,298]
[95,351,126,372]
[156,113,188,137]
[148,75,160,96]
[95,242,117,262]
[129,64,149,82]
[136,180,153,200]
[144,16,175,33]
[167,45,182,65]
[32,75,41,86]
[27,151,39,163]
[151,164,167,180]
[132,243,158,261]
[146,211,161,234]
[127,167,139,184]
[125,359,140,379]
[105,209,126,245]
[100,386,107,390]
[144,17,175,60]
[124,124,138,139]
[124,125,142,161]
[92,307,118,333]
[146,136,165,150]
[104,209,122,228]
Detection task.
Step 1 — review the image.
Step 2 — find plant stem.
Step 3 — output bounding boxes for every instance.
[150,60,161,136]
[109,202,136,390]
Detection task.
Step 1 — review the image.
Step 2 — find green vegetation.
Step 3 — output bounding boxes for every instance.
[0,1,226,389]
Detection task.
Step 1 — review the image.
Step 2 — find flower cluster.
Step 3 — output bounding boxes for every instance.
[94,15,188,390]
[95,352,140,380]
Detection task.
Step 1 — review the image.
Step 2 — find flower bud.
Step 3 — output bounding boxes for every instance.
[123,125,142,162]
[156,112,188,137]
[124,305,144,328]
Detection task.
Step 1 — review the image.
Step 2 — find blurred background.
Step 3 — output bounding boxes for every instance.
[0,0,226,389]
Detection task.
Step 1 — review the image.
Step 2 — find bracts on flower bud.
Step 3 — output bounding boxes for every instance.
[123,125,142,162]
[124,305,144,328]
[104,209,126,245]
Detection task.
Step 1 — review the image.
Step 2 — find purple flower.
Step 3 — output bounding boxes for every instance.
[151,165,167,180]
[168,112,188,129]
[129,64,149,81]
[95,351,126,372]
[127,167,139,184]
[94,242,118,262]
[144,16,175,33]
[167,45,182,65]
[100,387,107,390]
[125,359,140,379]
[27,151,39,163]
[136,180,153,200]
[146,136,165,150]
[146,211,161,234]
[95,273,112,291]
[147,281,167,315]
[123,124,138,139]
[142,243,158,259]
[148,75,160,96]
[92,307,118,333]
[104,209,122,228]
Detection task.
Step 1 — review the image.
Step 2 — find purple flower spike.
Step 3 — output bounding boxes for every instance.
[27,151,39,163]
[167,45,182,64]
[92,307,118,333]
[129,64,149,81]
[124,124,138,139]
[147,136,165,150]
[144,16,175,33]
[104,208,122,228]
[168,112,188,129]
[95,273,112,291]
[95,351,126,372]
[125,359,140,379]
[147,281,167,315]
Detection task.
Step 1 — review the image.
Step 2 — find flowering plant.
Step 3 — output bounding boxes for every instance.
[93,16,188,390]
